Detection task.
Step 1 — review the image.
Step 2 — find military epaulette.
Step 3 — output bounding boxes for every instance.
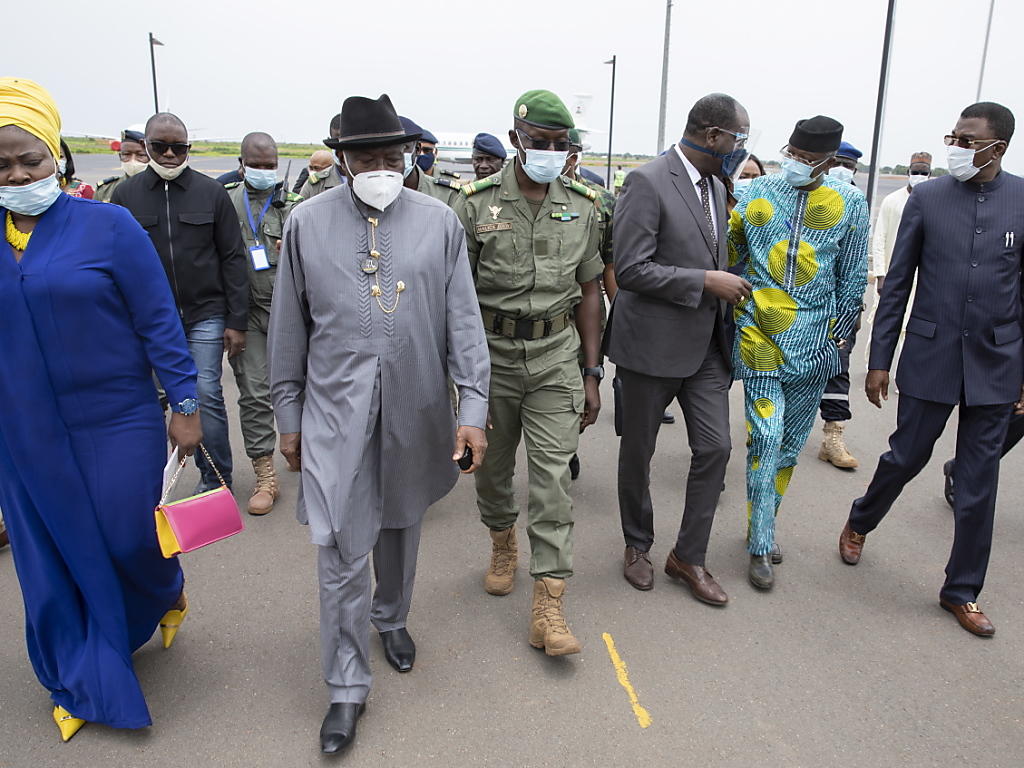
[460,175,500,197]
[285,191,303,203]
[97,175,120,187]
[224,181,242,189]
[440,169,461,180]
[435,177,461,189]
[565,177,597,201]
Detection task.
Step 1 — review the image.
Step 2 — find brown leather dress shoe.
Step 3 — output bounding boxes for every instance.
[623,546,653,591]
[839,521,866,565]
[665,551,727,606]
[940,599,995,636]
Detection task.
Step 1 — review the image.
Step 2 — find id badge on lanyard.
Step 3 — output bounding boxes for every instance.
[245,188,274,271]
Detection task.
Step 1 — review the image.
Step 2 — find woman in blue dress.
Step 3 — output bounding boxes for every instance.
[0,78,202,740]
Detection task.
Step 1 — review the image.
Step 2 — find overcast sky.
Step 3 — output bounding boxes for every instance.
[9,0,1023,173]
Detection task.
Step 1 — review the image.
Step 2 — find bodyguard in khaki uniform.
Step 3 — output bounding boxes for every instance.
[453,90,604,656]
[225,132,298,515]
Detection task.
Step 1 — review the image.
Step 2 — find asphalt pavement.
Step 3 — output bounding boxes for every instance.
[3,165,1021,767]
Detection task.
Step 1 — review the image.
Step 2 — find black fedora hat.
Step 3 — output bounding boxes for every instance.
[323,94,421,150]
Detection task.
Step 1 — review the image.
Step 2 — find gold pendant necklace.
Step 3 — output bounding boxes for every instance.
[366,216,405,314]
[5,212,31,251]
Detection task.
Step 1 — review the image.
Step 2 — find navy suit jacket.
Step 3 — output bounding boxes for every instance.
[869,171,1024,406]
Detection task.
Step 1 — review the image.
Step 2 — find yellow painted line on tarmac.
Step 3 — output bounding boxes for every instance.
[602,632,652,728]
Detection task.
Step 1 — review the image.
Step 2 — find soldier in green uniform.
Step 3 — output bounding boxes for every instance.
[453,90,604,656]
[299,115,345,200]
[94,127,148,203]
[399,117,461,206]
[224,132,300,515]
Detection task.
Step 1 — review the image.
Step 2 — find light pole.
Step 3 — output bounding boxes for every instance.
[149,33,164,114]
[866,0,896,215]
[605,56,617,188]
[977,0,996,102]
[656,0,672,155]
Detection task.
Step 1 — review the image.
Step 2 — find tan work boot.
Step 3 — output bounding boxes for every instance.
[818,421,858,468]
[247,455,280,516]
[529,577,581,656]
[484,526,518,595]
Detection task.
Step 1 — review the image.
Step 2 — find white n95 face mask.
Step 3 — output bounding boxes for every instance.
[350,169,404,210]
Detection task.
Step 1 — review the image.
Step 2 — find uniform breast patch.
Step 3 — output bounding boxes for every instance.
[476,222,513,233]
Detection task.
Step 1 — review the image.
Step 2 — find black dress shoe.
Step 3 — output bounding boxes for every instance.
[662,410,675,425]
[943,459,955,509]
[320,702,365,754]
[569,453,581,481]
[770,542,783,565]
[380,627,415,672]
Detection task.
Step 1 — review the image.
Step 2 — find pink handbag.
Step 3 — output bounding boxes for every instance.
[155,445,244,558]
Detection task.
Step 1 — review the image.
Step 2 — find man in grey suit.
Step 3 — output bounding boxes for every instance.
[268,94,490,753]
[840,101,1024,638]
[603,93,751,604]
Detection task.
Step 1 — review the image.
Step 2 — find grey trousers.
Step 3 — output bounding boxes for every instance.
[317,521,422,704]
[228,306,277,459]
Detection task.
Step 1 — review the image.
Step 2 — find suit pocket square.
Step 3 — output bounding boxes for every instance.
[906,316,936,338]
[993,322,1022,345]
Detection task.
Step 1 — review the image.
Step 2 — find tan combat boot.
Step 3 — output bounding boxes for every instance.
[484,526,518,595]
[247,455,280,516]
[529,577,581,656]
[818,421,858,469]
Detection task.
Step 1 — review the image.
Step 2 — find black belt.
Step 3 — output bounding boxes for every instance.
[480,309,571,340]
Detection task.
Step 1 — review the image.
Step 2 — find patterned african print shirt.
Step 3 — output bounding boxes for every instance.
[728,173,869,381]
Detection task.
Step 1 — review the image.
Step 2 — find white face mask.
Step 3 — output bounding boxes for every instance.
[519,146,568,184]
[345,154,403,210]
[946,143,995,182]
[58,158,68,176]
[121,159,149,177]
[907,173,929,188]
[148,155,189,181]
[829,166,855,184]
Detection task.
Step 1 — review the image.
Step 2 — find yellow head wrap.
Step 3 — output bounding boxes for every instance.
[0,77,62,161]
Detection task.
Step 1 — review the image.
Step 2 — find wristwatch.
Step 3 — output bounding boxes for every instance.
[172,398,199,415]
[583,366,605,381]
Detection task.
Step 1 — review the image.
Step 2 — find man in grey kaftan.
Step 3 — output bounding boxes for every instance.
[267,93,489,755]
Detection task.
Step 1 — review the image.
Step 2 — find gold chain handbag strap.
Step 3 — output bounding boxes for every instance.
[158,443,228,506]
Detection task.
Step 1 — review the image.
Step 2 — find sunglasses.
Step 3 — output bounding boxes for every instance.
[147,140,192,157]
[943,135,1001,150]
[516,129,573,153]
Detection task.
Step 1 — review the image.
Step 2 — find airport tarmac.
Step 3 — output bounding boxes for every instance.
[2,310,1023,767]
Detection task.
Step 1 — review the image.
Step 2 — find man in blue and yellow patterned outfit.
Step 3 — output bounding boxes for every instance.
[728,116,868,589]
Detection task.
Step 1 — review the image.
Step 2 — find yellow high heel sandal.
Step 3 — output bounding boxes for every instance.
[160,591,189,649]
[53,705,85,741]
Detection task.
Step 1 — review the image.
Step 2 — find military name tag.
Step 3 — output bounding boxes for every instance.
[476,222,512,234]
[361,256,378,274]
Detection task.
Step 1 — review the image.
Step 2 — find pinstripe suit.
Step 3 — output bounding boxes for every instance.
[849,172,1024,604]
[268,185,490,702]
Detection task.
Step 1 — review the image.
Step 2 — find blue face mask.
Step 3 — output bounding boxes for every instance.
[732,178,753,198]
[519,146,567,184]
[244,167,278,190]
[679,137,749,181]
[0,174,63,216]
[829,165,855,184]
[415,152,434,171]
[403,152,416,179]
[780,157,817,188]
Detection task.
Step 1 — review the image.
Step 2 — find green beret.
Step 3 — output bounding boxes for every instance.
[514,90,574,130]
[568,128,581,146]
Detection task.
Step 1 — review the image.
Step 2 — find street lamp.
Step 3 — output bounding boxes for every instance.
[149,33,164,114]
[605,56,617,188]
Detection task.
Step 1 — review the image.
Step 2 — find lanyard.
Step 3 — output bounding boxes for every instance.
[243,189,274,246]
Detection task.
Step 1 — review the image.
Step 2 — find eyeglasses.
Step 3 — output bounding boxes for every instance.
[710,127,749,146]
[147,140,191,157]
[943,135,1001,150]
[780,146,833,168]
[516,129,573,153]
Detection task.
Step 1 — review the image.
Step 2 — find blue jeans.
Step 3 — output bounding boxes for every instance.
[186,316,233,491]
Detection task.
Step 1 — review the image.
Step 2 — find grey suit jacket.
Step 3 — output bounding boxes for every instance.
[602,149,730,379]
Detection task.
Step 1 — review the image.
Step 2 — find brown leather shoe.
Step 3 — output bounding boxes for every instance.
[940,599,995,636]
[623,546,653,591]
[839,521,866,565]
[665,551,727,606]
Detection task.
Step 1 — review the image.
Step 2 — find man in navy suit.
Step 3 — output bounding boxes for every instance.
[839,102,1024,637]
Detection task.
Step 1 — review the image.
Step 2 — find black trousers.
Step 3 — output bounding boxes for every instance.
[616,340,730,567]
[948,410,1024,477]
[848,393,1011,604]
[820,322,858,423]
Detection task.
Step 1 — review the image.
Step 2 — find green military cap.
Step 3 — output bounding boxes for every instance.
[514,90,574,130]
[568,128,582,147]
